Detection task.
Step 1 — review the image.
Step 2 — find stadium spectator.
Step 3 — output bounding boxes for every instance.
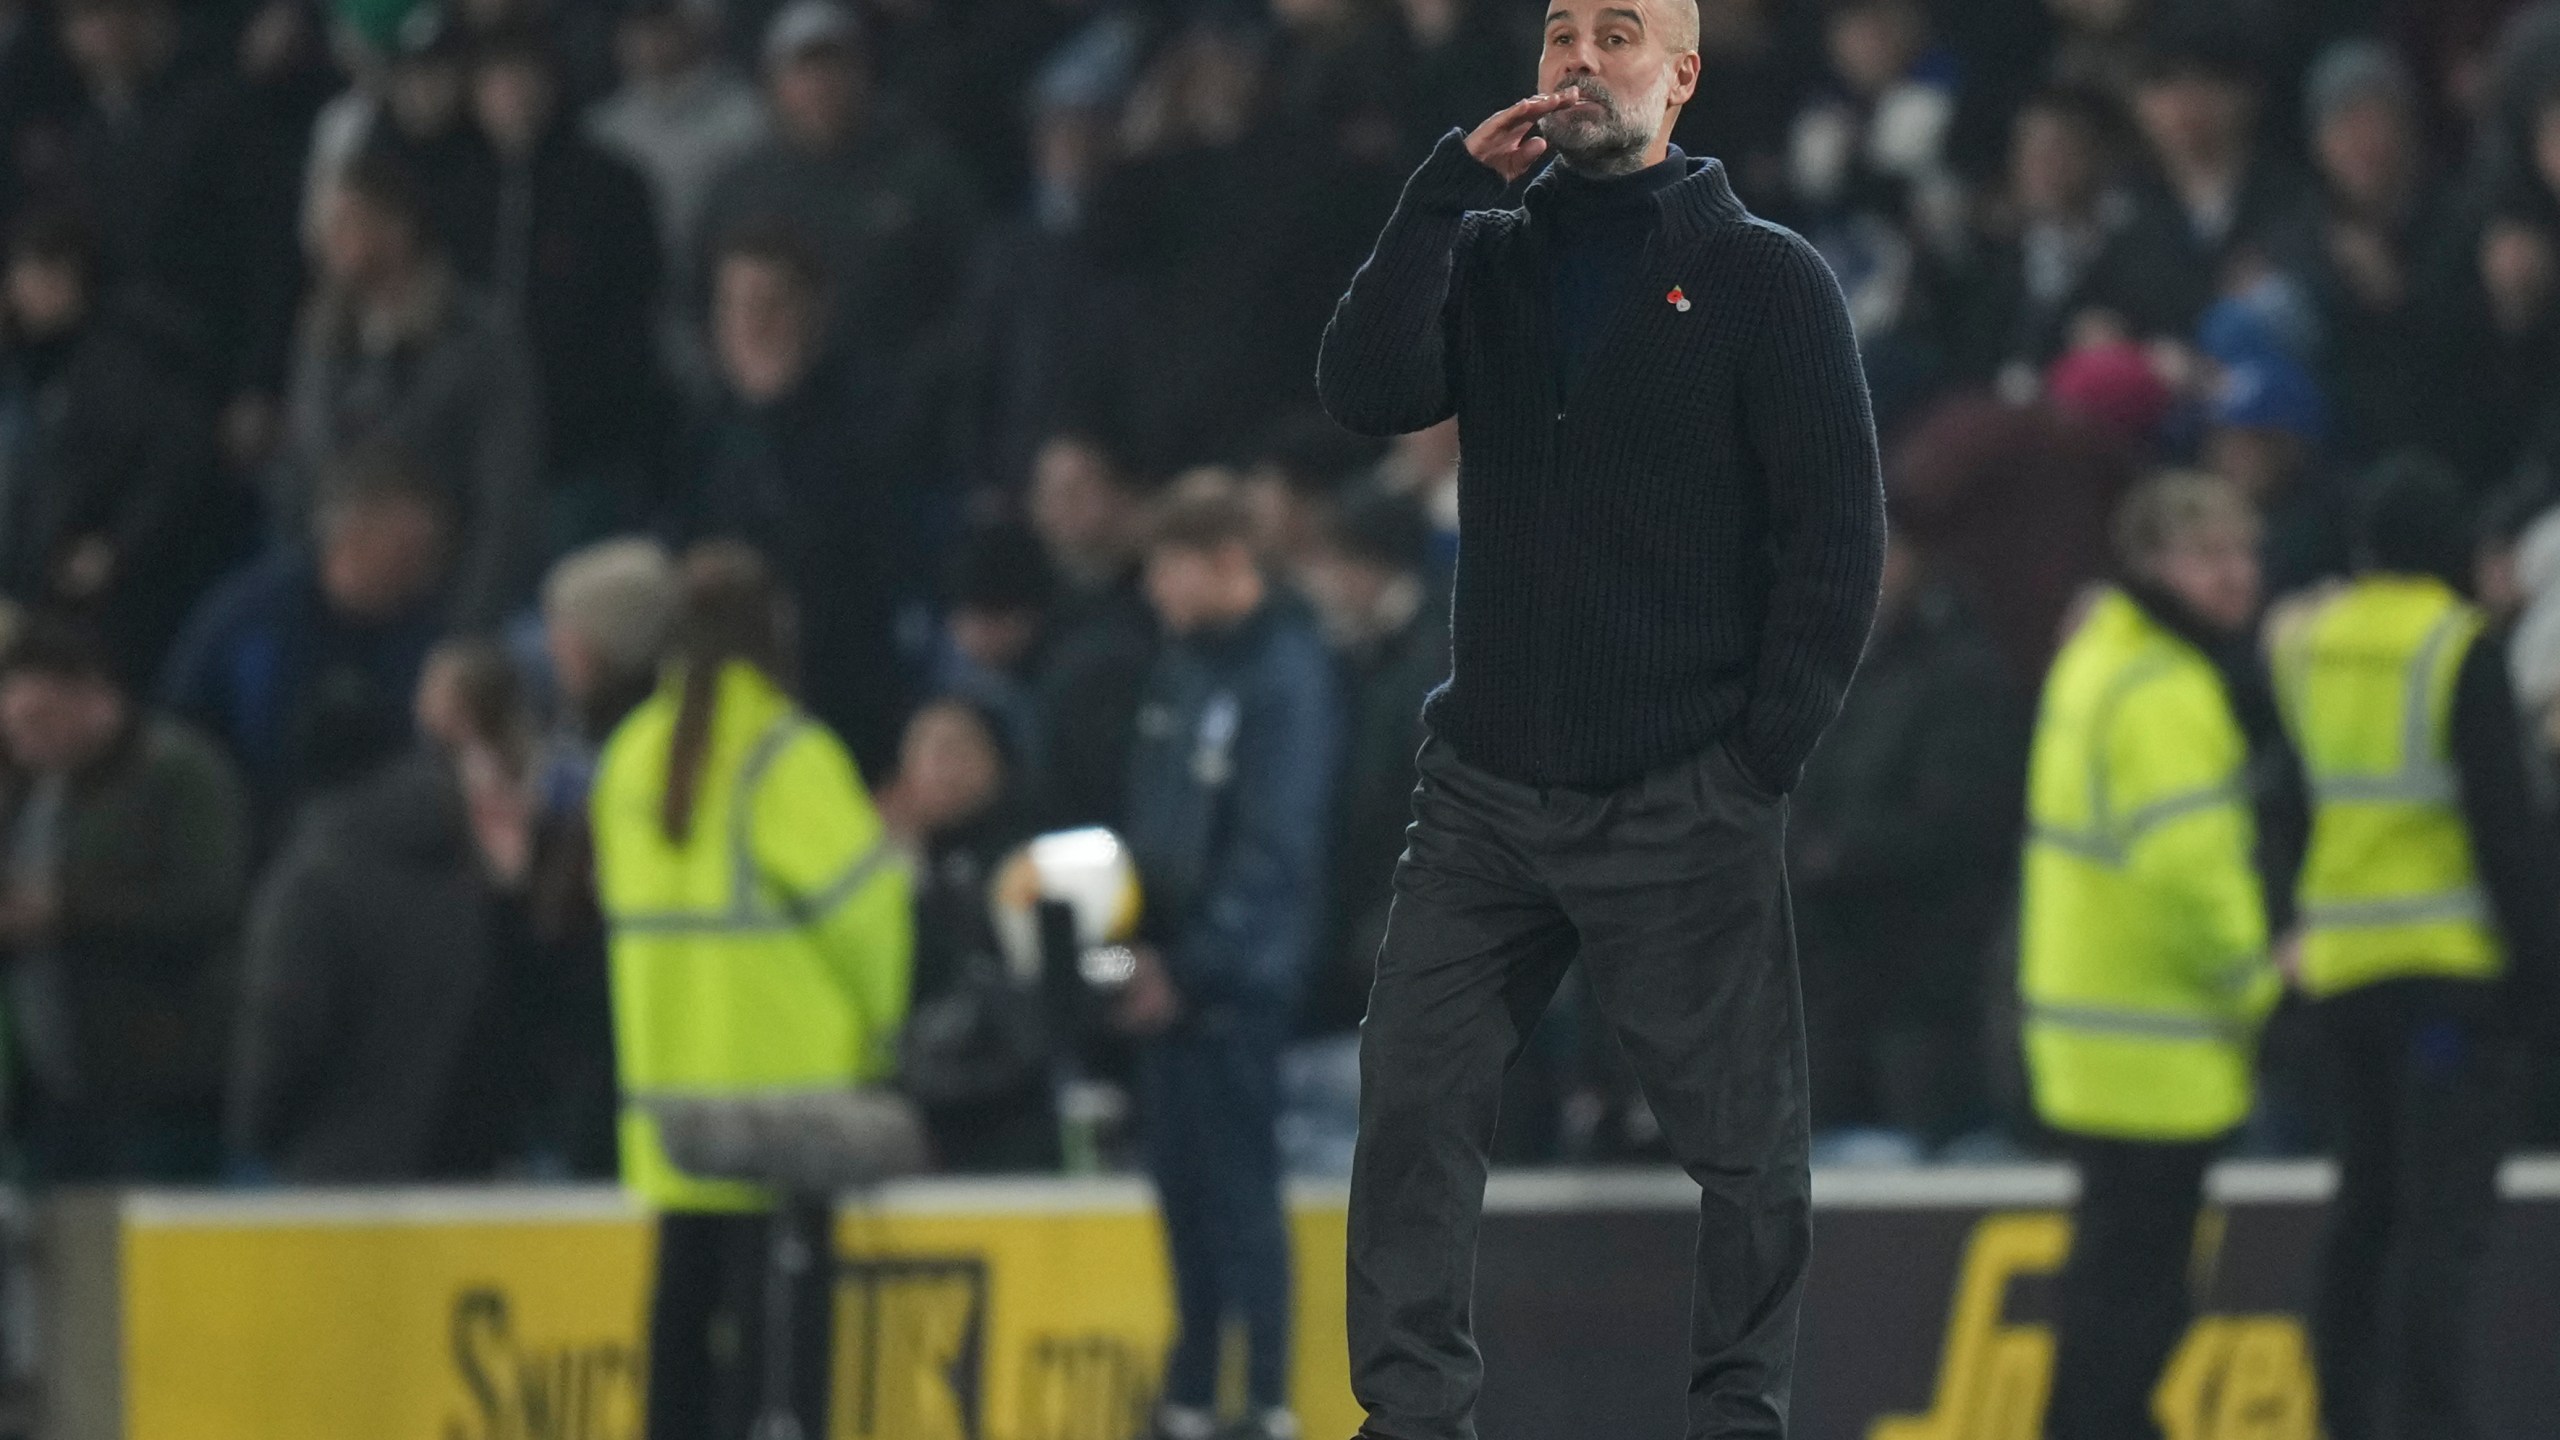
[936,68,1122,499]
[2198,315,2340,593]
[455,28,665,545]
[1025,432,1157,830]
[584,0,767,387]
[160,445,449,840]
[1118,481,1338,1440]
[226,639,541,1182]
[1239,413,1387,582]
[0,617,249,1182]
[1390,0,1525,163]
[1297,485,1442,1042]
[49,0,290,407]
[2272,456,2560,1440]
[592,540,911,1440]
[2116,33,2311,338]
[1668,0,1815,211]
[2286,41,2461,472]
[0,0,81,237]
[684,220,924,779]
[696,0,980,364]
[1792,532,2026,1154]
[930,519,1056,767]
[301,8,481,260]
[878,696,1055,1173]
[1889,390,2139,683]
[276,151,543,630]
[1953,86,2190,385]
[0,208,230,683]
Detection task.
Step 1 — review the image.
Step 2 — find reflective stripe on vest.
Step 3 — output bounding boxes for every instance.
[2297,609,2467,808]
[2027,649,2247,869]
[607,715,896,935]
[2024,1001,2252,1044]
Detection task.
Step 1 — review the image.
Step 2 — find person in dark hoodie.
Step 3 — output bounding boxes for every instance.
[457,28,666,545]
[0,617,249,1181]
[2268,454,2560,1440]
[684,219,924,780]
[225,638,542,1181]
[878,695,1055,1173]
[0,208,231,683]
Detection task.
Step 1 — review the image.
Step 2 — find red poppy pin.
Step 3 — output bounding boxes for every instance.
[1667,285,1692,313]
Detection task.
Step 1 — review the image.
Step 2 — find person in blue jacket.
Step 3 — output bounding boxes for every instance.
[1117,479,1342,1440]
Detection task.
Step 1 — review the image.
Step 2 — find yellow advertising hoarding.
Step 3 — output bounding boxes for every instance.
[116,1183,1361,1440]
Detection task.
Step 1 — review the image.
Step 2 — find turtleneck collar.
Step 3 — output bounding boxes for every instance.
[1542,145,1689,214]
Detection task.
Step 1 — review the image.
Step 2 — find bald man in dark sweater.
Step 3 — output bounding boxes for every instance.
[1315,0,1883,1435]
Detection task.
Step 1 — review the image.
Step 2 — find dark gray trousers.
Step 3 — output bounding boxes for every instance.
[1348,737,1811,1440]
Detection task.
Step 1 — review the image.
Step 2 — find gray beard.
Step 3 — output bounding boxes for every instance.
[1539,98,1656,177]
[1553,131,1654,176]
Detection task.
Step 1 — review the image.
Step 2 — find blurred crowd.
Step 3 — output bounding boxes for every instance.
[3,0,2560,1186]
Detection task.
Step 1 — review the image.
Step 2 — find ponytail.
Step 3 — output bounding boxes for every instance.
[659,540,794,844]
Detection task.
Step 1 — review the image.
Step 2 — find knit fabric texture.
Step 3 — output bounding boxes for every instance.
[1317,129,1887,791]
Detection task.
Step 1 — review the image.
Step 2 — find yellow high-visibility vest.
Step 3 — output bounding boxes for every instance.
[2272,575,2503,998]
[2021,590,2277,1142]
[592,662,912,1211]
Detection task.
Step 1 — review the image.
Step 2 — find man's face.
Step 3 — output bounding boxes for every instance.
[319,497,448,620]
[1535,0,1699,173]
[2319,98,2415,213]
[2135,70,2251,167]
[318,190,414,290]
[2013,107,2099,219]
[473,56,556,156]
[713,255,818,404]
[770,46,864,150]
[389,55,465,136]
[5,255,88,341]
[897,702,1003,837]
[1029,440,1130,570]
[1144,544,1245,635]
[615,12,692,84]
[61,0,172,89]
[2147,519,2262,634]
[0,672,120,773]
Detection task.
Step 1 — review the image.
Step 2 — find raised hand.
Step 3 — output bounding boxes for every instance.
[1466,92,1579,182]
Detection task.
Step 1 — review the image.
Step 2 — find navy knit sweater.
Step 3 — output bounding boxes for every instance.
[1317,130,1887,791]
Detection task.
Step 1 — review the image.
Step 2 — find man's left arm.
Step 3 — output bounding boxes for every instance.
[1733,236,1887,793]
[1170,633,1344,1006]
[2449,639,2560,1011]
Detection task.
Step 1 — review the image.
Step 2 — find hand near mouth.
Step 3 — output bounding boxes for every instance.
[1465,92,1579,181]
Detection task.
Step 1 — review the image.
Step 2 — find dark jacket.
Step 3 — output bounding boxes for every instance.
[275,264,545,630]
[696,121,981,363]
[1,717,250,1115]
[1124,598,1341,1010]
[1311,596,1447,1035]
[446,127,664,491]
[156,549,440,838]
[1318,131,1885,792]
[686,348,926,779]
[1789,582,2026,977]
[904,796,1059,1173]
[0,289,230,681]
[224,752,517,1181]
[1030,572,1157,832]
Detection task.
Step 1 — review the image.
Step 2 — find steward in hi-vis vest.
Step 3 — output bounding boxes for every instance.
[2022,473,2284,1440]
[593,542,912,1440]
[2266,457,2559,1440]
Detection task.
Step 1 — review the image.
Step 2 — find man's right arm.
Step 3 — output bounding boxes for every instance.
[1315,129,1507,437]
